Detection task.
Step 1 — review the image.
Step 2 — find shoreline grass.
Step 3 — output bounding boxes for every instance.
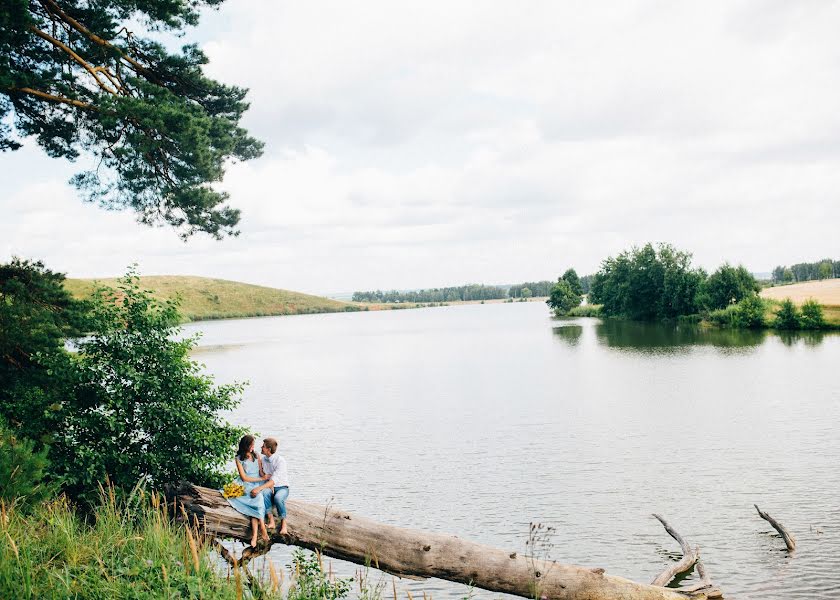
[0,486,268,599]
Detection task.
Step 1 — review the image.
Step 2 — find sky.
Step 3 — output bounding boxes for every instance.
[3,1,840,295]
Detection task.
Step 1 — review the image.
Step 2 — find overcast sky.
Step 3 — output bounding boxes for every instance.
[3,1,839,294]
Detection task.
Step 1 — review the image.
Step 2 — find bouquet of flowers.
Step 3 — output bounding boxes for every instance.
[222,481,245,499]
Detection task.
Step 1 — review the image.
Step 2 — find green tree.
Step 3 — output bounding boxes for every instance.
[54,271,244,501]
[546,279,581,316]
[800,299,826,329]
[0,258,87,440]
[699,263,759,311]
[773,299,800,330]
[561,269,583,296]
[1,0,263,238]
[818,261,832,280]
[591,243,703,320]
[0,418,50,507]
[521,287,532,299]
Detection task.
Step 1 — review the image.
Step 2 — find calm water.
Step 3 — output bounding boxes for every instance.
[185,302,840,599]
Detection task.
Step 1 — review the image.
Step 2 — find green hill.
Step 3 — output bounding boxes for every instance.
[64,275,358,322]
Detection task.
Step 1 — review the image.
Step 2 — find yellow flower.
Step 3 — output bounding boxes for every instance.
[222,482,245,499]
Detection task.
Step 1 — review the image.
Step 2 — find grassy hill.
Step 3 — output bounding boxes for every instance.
[64,275,359,322]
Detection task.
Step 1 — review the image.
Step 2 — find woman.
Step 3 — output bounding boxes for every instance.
[226,434,271,546]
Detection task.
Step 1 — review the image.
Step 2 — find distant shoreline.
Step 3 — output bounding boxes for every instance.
[64,275,548,324]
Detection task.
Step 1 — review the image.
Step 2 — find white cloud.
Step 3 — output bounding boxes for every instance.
[3,0,840,292]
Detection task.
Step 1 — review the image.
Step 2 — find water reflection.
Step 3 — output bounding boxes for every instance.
[552,318,832,354]
[551,323,583,346]
[776,330,829,348]
[593,319,768,353]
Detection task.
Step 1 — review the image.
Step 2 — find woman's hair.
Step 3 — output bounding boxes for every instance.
[236,434,255,462]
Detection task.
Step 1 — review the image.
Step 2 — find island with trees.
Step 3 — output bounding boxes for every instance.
[547,243,839,331]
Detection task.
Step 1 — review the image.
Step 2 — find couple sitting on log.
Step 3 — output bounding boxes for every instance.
[227,434,290,547]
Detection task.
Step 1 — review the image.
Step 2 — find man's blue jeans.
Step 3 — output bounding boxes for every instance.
[263,485,289,519]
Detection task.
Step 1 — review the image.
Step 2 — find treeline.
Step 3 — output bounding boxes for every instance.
[352,284,508,303]
[771,259,839,283]
[508,281,553,298]
[354,278,594,303]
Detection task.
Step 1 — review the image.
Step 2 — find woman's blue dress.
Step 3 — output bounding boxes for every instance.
[226,456,266,520]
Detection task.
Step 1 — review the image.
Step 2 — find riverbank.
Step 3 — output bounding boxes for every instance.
[566,300,840,330]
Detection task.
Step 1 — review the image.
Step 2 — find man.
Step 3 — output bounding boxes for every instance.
[250,437,290,534]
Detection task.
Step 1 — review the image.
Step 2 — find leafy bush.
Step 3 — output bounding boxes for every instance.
[287,549,353,600]
[568,304,602,317]
[546,279,581,316]
[800,299,826,330]
[706,304,738,327]
[0,420,49,508]
[731,295,766,329]
[706,296,766,329]
[53,271,245,503]
[773,299,801,330]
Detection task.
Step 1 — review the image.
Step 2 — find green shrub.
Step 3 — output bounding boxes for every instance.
[546,279,582,316]
[287,549,353,600]
[800,299,826,330]
[773,299,801,330]
[568,304,602,317]
[54,271,245,504]
[731,295,766,328]
[706,304,737,327]
[706,296,766,329]
[0,420,49,508]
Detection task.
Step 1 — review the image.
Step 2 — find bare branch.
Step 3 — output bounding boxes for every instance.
[754,504,796,551]
[651,514,698,587]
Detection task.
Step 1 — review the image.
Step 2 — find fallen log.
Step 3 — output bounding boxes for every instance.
[166,482,716,600]
[754,504,796,551]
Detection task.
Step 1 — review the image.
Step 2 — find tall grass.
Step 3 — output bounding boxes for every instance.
[0,485,256,598]
[0,485,403,600]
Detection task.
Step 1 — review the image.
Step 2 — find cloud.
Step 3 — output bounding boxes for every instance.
[3,0,840,292]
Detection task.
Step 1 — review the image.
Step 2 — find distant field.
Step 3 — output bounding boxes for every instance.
[761,278,840,304]
[64,275,358,322]
[760,279,840,325]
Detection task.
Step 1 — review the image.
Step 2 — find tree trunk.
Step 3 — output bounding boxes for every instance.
[166,483,714,600]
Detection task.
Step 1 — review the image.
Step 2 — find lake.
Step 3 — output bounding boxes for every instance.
[185,301,840,599]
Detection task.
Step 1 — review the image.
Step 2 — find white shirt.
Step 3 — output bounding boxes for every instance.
[262,452,289,488]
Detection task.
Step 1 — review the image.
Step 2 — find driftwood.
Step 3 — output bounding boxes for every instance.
[650,514,698,586]
[166,482,718,600]
[650,515,722,599]
[754,504,796,551]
